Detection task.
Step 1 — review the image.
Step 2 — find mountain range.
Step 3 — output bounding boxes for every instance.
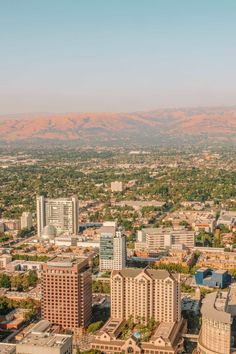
[0,107,236,145]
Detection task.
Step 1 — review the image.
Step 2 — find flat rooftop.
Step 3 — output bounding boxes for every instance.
[30,320,51,333]
[151,322,175,341]
[99,226,116,235]
[214,269,228,274]
[227,284,236,308]
[47,256,86,267]
[197,267,209,272]
[201,291,231,324]
[102,318,123,335]
[20,332,72,348]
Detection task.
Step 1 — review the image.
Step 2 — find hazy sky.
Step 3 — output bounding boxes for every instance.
[0,0,236,114]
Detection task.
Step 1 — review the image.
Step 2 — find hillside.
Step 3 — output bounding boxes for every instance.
[0,107,236,145]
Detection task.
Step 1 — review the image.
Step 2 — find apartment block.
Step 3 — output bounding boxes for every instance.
[135,227,195,252]
[111,267,181,324]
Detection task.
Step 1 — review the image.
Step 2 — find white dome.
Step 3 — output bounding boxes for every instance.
[42,224,57,240]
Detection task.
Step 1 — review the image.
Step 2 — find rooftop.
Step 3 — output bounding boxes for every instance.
[151,322,175,341]
[112,267,175,281]
[201,291,232,324]
[99,225,116,235]
[20,331,72,348]
[0,343,16,354]
[46,255,86,268]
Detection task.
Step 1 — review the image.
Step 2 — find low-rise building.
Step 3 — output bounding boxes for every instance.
[135,228,195,252]
[91,318,186,354]
[163,211,216,233]
[0,308,28,330]
[111,181,123,192]
[115,200,165,211]
[0,254,12,269]
[0,219,21,231]
[16,320,72,354]
[6,260,44,273]
[195,268,231,289]
[217,210,236,230]
[0,344,16,354]
[196,247,236,270]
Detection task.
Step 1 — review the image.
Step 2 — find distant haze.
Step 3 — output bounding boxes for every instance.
[1,107,236,145]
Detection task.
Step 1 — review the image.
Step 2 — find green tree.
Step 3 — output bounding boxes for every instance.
[0,274,11,288]
[27,270,38,287]
[87,321,103,333]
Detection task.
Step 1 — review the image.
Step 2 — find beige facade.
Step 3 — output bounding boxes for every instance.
[197,285,236,354]
[20,212,32,230]
[16,332,72,354]
[91,267,186,354]
[0,254,12,269]
[91,318,186,354]
[42,256,92,330]
[111,268,181,324]
[135,228,195,252]
[197,248,236,270]
[0,343,16,354]
[0,219,20,231]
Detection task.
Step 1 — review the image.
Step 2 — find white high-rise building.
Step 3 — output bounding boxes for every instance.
[113,229,126,270]
[99,222,126,271]
[20,212,33,230]
[36,196,79,237]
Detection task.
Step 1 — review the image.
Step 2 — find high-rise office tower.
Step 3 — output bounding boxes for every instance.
[99,222,126,271]
[20,212,33,230]
[42,256,92,330]
[111,267,181,324]
[36,195,79,237]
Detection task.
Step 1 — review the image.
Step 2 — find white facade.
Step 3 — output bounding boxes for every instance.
[36,196,79,237]
[113,230,126,270]
[20,212,33,230]
[135,228,195,251]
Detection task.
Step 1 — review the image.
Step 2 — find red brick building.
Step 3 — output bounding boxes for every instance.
[42,256,92,331]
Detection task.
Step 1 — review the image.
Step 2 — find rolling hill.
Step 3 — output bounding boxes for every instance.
[0,107,236,145]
